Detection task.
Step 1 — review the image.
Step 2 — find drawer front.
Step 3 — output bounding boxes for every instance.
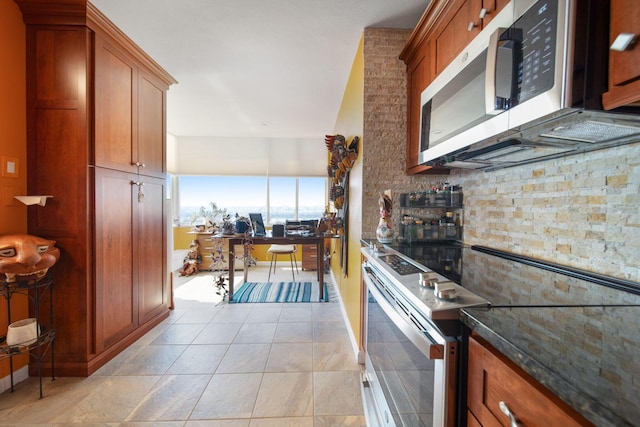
[467,335,592,427]
[302,244,318,270]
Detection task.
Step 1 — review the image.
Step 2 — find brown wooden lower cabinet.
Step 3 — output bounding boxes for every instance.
[467,334,593,427]
[94,168,169,353]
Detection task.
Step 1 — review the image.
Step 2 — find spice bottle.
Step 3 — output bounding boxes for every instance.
[445,211,454,223]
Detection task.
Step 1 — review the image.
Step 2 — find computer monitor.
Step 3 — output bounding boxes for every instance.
[301,219,318,231]
[285,219,317,236]
[249,213,266,236]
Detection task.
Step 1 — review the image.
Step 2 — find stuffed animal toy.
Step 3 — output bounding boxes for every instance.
[177,250,199,276]
[178,240,202,276]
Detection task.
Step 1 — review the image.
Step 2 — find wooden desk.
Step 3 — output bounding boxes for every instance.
[227,235,325,301]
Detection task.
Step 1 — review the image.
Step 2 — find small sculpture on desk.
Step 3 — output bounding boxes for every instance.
[0,234,60,282]
[376,190,394,244]
[220,214,235,235]
[319,210,338,235]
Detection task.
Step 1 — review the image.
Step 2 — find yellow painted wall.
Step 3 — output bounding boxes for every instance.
[174,226,196,249]
[331,35,365,349]
[0,0,29,377]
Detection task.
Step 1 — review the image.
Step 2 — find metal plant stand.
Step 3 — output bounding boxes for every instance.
[0,272,55,398]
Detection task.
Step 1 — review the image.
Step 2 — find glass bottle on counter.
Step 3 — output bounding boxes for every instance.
[431,221,439,239]
[415,220,424,239]
[427,189,436,205]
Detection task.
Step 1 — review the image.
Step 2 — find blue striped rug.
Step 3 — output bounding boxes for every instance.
[231,281,329,303]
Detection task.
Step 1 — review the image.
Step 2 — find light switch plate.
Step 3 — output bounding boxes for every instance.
[1,156,19,178]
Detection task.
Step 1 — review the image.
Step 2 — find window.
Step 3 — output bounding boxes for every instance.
[269,177,296,224]
[299,177,327,220]
[177,176,326,226]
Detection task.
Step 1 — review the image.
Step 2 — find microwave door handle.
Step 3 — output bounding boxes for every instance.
[485,27,516,116]
[485,28,502,115]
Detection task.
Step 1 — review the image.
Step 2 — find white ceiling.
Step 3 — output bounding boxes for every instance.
[90,0,428,141]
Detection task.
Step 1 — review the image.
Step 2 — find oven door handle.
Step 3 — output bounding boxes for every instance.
[363,266,444,360]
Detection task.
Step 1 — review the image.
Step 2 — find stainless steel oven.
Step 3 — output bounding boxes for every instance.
[362,262,458,427]
[360,246,489,427]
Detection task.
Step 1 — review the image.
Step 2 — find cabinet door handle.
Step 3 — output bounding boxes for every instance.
[133,161,146,168]
[479,8,488,19]
[130,181,146,202]
[467,21,478,32]
[610,33,636,51]
[499,401,522,427]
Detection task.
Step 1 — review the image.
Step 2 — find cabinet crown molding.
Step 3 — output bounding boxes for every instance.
[13,0,177,87]
[400,0,453,63]
[14,0,87,25]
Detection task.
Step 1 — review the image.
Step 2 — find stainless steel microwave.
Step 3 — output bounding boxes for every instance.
[419,0,640,170]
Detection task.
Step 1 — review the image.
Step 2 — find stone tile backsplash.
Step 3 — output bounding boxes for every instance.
[450,143,640,282]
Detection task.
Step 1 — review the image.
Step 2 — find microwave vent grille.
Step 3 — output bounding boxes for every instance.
[539,120,640,144]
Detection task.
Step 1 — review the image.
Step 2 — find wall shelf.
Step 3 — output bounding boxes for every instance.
[399,199,464,244]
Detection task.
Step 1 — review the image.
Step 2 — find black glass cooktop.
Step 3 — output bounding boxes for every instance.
[392,242,640,306]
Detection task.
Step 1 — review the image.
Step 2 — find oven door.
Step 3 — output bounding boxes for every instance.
[362,264,458,427]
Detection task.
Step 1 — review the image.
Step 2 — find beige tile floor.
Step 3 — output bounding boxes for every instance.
[0,263,366,426]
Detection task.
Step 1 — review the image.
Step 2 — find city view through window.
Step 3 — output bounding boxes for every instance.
[178,176,327,226]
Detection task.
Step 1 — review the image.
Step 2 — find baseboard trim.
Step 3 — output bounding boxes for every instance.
[0,365,29,394]
[329,269,362,362]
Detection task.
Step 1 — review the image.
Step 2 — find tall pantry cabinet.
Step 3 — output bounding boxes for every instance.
[15,0,177,376]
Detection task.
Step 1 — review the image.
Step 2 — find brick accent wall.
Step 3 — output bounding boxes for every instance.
[361,28,449,240]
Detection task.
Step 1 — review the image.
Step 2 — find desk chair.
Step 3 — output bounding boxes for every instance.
[267,244,298,283]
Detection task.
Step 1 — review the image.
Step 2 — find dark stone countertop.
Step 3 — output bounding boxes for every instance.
[461,303,640,427]
[453,246,640,427]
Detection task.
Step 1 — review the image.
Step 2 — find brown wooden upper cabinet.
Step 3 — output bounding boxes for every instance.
[603,0,640,109]
[404,41,435,175]
[435,0,508,74]
[400,0,507,175]
[95,33,167,178]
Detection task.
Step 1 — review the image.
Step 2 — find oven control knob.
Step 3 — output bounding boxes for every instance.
[419,272,438,288]
[434,282,457,300]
